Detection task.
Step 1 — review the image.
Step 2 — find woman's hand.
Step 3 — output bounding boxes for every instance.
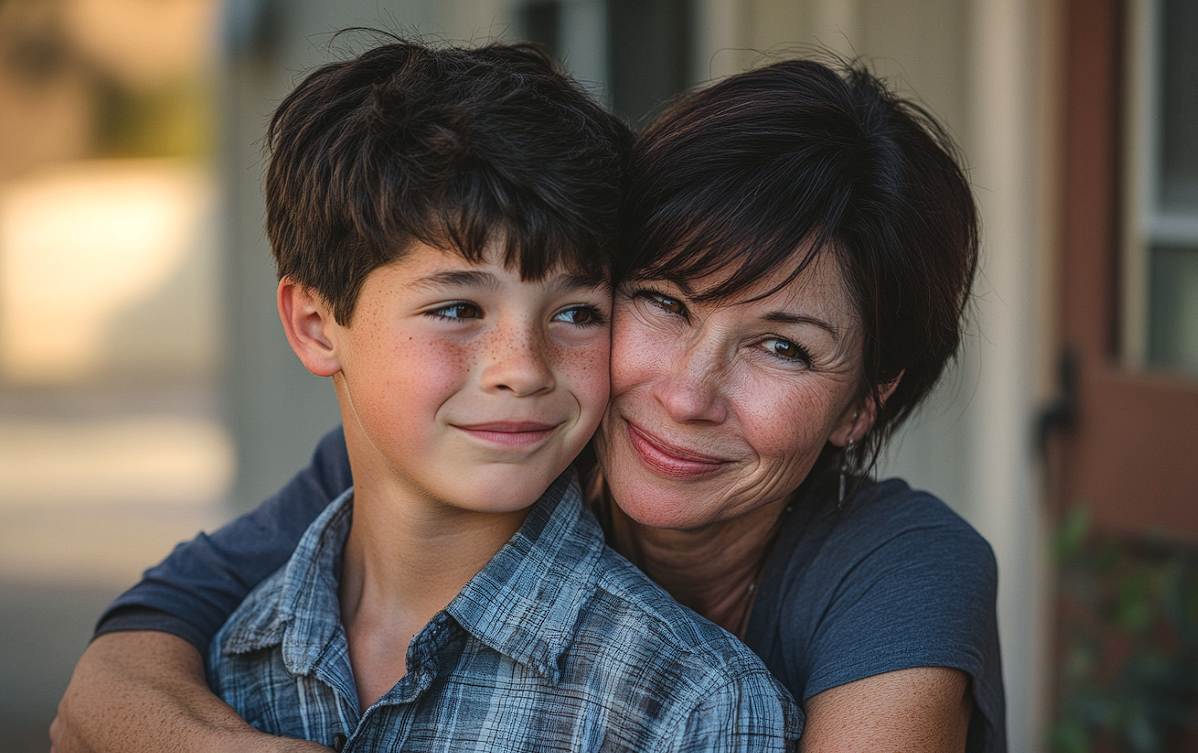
[49,632,333,753]
[800,667,972,753]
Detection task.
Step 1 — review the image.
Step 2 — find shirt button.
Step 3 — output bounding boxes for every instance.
[332,732,348,752]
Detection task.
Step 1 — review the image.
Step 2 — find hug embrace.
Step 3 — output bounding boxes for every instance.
[53,34,1004,753]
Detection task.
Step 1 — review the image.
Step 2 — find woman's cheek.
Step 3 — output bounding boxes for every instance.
[737,374,833,463]
[610,314,670,395]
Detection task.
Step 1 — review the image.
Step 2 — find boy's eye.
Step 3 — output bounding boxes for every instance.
[553,305,607,327]
[429,302,482,320]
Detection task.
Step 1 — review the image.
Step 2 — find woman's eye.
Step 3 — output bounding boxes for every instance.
[636,290,687,317]
[553,305,607,327]
[428,302,482,320]
[763,337,812,365]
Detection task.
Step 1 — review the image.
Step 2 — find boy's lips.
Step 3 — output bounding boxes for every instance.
[454,421,561,448]
[624,421,732,479]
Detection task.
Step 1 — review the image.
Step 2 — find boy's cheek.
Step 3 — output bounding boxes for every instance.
[565,339,612,419]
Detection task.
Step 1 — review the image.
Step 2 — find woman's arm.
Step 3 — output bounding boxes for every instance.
[50,633,332,753]
[52,427,352,753]
[748,483,1004,752]
[95,427,351,647]
[800,667,971,753]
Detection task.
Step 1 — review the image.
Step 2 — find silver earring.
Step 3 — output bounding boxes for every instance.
[838,438,855,503]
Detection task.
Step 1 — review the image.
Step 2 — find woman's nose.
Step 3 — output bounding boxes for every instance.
[652,338,728,423]
[481,323,556,397]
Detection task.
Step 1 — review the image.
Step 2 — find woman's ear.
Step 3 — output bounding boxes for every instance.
[831,373,904,447]
[277,278,342,377]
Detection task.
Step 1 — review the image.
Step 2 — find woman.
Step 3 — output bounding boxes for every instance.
[53,59,1002,752]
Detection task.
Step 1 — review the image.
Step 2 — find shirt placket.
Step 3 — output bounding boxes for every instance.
[339,611,459,753]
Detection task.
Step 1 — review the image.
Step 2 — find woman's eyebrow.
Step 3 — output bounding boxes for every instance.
[762,311,839,340]
[408,269,499,290]
[627,277,694,296]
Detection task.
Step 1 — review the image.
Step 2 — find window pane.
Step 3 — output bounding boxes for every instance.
[1159,0,1198,211]
[1148,244,1198,371]
[608,0,691,123]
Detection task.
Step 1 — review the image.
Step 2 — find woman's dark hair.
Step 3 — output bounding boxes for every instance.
[621,58,979,478]
[265,35,632,324]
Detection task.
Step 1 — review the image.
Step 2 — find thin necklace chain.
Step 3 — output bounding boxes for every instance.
[733,501,794,639]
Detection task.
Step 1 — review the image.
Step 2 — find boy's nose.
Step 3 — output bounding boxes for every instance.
[482,324,555,397]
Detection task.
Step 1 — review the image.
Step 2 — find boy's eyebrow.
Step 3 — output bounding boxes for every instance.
[553,272,610,291]
[408,269,500,290]
[410,269,609,292]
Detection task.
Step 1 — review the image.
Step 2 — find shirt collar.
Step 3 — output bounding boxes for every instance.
[445,471,606,685]
[217,486,353,675]
[219,470,607,686]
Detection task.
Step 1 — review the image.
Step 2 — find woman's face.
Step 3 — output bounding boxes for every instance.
[594,251,868,531]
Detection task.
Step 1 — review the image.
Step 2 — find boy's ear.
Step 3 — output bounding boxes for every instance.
[277,278,341,377]
[830,372,904,447]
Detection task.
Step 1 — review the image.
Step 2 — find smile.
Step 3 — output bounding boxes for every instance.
[625,422,732,479]
[454,421,560,449]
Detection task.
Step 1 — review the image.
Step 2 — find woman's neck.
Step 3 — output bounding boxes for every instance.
[608,495,792,638]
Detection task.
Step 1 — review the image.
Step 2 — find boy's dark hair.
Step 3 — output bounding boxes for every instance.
[622,58,979,479]
[266,36,632,324]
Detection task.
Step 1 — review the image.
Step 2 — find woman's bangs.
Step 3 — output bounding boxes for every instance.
[629,205,831,303]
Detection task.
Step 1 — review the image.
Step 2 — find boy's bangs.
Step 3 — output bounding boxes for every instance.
[424,205,612,286]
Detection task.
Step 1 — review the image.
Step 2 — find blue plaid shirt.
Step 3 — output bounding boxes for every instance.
[208,473,802,752]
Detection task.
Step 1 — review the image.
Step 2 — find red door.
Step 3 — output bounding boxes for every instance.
[1057,0,1198,540]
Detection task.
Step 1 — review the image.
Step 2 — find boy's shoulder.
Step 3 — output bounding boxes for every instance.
[558,542,804,736]
[210,487,352,668]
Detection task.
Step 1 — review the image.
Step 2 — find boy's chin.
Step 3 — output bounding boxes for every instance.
[445,465,575,515]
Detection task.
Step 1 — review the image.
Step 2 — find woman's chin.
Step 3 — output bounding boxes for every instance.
[607,478,715,531]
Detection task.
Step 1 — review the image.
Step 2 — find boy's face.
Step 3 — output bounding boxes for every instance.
[293,241,611,516]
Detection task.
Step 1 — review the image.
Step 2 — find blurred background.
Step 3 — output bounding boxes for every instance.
[0,0,1193,751]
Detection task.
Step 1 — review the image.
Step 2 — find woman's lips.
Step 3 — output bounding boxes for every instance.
[625,421,731,479]
[455,421,559,448]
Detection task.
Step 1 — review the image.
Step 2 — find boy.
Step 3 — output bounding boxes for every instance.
[206,39,801,751]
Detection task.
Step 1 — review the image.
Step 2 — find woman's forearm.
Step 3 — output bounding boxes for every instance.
[50,632,332,753]
[53,430,352,753]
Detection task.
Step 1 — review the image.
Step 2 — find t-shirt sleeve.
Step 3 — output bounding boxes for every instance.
[802,502,998,699]
[761,486,1005,752]
[93,426,352,652]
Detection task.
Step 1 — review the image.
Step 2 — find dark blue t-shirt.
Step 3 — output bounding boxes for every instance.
[745,477,1005,753]
[98,425,1005,752]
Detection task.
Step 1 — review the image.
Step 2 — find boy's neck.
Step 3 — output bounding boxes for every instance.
[337,417,531,710]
